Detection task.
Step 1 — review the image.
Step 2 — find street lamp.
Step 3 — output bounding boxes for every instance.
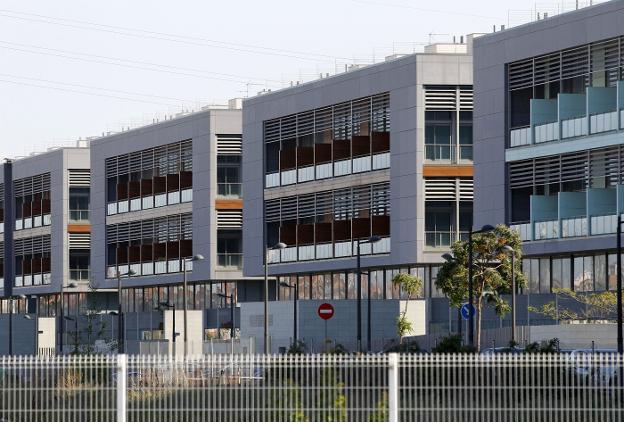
[217,293,235,340]
[467,224,495,348]
[116,268,136,354]
[182,254,204,356]
[264,242,286,354]
[279,281,299,345]
[501,245,517,346]
[156,302,176,356]
[8,294,26,355]
[356,235,381,353]
[59,282,78,354]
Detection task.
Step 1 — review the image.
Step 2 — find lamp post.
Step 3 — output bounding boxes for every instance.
[8,294,26,355]
[182,254,204,356]
[279,281,299,345]
[617,217,623,354]
[467,225,495,348]
[116,268,136,354]
[264,242,286,354]
[157,302,176,356]
[217,293,235,340]
[356,235,381,353]
[502,245,517,346]
[59,282,78,354]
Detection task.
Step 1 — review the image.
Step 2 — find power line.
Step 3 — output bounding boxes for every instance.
[0,40,282,86]
[0,78,184,107]
[349,0,499,19]
[0,72,195,102]
[0,9,350,62]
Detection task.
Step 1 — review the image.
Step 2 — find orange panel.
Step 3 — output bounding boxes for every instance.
[67,224,91,234]
[215,199,243,210]
[423,165,473,177]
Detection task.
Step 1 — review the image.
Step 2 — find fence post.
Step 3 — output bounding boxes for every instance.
[388,353,399,422]
[117,354,127,422]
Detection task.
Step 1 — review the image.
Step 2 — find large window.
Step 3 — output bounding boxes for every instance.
[106,140,192,215]
[217,229,242,269]
[265,183,390,263]
[106,213,192,278]
[69,187,90,222]
[14,235,51,287]
[424,177,473,248]
[264,93,390,187]
[69,250,90,282]
[217,155,241,197]
[14,173,51,231]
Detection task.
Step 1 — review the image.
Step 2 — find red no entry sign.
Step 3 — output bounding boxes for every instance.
[317,303,334,320]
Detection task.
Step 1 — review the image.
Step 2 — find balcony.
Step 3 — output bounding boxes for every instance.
[69,209,89,222]
[107,188,193,216]
[509,83,624,148]
[217,253,242,269]
[217,183,242,198]
[267,237,391,264]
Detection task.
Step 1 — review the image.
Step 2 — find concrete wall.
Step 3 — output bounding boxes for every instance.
[239,299,427,353]
[243,53,472,277]
[529,323,617,350]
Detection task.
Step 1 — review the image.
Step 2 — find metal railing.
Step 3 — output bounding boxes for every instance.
[70,209,90,222]
[1,354,624,421]
[217,183,242,197]
[69,269,90,281]
[217,253,242,269]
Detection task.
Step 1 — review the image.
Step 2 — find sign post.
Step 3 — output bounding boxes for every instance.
[318,303,334,352]
[460,303,476,346]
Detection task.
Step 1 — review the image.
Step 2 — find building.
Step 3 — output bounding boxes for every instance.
[89,102,267,334]
[0,143,98,316]
[242,39,476,337]
[474,1,624,302]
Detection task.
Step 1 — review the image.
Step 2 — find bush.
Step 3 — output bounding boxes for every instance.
[287,340,307,354]
[524,338,560,354]
[385,341,422,353]
[431,335,476,353]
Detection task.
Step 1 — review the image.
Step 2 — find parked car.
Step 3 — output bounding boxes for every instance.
[568,349,619,386]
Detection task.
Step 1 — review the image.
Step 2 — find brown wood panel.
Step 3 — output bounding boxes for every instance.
[423,165,473,177]
[215,199,243,209]
[67,224,91,233]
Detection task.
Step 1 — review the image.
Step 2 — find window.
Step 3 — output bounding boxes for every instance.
[217,155,242,197]
[69,250,90,281]
[69,187,90,222]
[217,229,242,269]
[13,174,51,230]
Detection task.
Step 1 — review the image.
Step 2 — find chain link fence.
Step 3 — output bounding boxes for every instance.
[1,353,624,421]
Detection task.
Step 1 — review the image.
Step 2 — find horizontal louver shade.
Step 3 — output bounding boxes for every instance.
[14,173,51,196]
[425,178,473,201]
[69,169,90,187]
[106,213,191,244]
[424,86,473,110]
[106,140,192,177]
[69,233,90,249]
[14,235,51,255]
[217,210,243,228]
[216,134,242,155]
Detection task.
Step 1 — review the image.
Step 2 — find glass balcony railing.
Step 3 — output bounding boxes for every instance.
[217,253,242,269]
[425,145,473,163]
[217,183,242,197]
[425,231,468,248]
[69,209,90,222]
[69,269,90,281]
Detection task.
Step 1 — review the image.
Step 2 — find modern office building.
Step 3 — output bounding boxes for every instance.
[243,39,476,308]
[0,143,98,316]
[474,1,624,297]
[89,102,263,321]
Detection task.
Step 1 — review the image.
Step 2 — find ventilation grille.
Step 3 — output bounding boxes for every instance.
[217,210,243,228]
[424,86,473,111]
[69,169,90,187]
[69,233,91,249]
[217,134,242,155]
[425,178,473,201]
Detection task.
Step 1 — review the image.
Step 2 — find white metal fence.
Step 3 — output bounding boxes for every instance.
[1,353,624,421]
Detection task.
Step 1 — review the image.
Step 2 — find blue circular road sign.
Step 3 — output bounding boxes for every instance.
[460,303,476,320]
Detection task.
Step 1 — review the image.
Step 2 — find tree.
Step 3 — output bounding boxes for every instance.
[435,224,525,351]
[392,273,423,344]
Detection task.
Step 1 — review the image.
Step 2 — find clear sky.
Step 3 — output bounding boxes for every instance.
[0,0,599,158]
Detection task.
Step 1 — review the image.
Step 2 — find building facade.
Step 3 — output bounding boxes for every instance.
[243,41,475,304]
[0,145,98,316]
[89,105,262,317]
[474,1,624,297]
